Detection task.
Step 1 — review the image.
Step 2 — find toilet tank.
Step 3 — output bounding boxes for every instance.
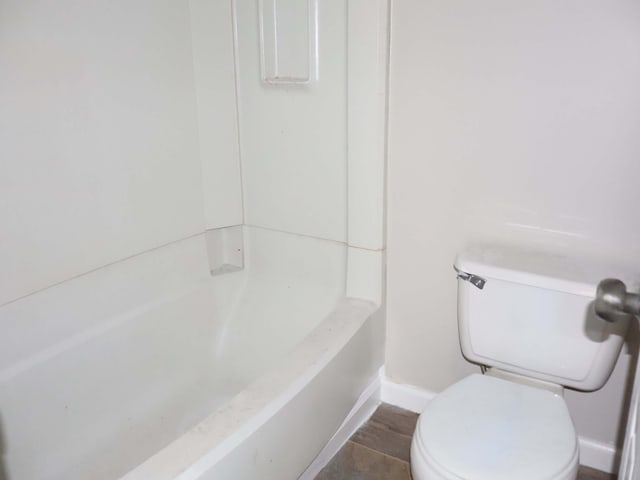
[456,246,636,391]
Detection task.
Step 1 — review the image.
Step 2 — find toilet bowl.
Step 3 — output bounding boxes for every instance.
[409,246,633,480]
[410,374,579,480]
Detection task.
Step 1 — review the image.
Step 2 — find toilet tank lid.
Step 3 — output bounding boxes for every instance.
[455,245,639,297]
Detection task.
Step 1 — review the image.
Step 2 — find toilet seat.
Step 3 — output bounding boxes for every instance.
[411,374,579,480]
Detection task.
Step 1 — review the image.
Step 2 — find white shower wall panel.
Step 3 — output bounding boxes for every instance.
[0,0,205,305]
[190,0,244,230]
[234,0,348,243]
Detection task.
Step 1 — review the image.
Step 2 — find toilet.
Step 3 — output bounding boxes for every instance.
[411,246,631,480]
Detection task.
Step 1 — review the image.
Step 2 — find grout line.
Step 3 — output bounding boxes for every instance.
[346,440,411,466]
[365,419,415,440]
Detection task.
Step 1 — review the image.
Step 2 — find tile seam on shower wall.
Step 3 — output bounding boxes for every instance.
[244,224,386,252]
[244,224,348,246]
[0,231,206,310]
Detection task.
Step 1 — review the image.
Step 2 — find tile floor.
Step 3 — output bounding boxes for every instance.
[315,404,616,480]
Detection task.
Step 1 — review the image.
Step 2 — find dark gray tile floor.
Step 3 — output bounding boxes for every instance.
[315,403,616,480]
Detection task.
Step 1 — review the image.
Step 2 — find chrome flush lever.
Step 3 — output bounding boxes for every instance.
[454,266,486,290]
[595,278,640,323]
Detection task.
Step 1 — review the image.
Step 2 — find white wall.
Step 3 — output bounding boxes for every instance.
[0,1,241,306]
[387,0,640,457]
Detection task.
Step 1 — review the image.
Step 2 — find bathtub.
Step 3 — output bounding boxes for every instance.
[0,226,384,480]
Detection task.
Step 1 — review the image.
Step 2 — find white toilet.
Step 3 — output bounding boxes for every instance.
[411,246,631,480]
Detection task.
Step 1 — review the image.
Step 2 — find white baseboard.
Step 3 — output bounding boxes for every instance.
[381,376,619,475]
[381,376,436,413]
[578,437,619,474]
[299,374,382,479]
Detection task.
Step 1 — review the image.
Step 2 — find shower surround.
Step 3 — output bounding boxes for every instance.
[0,0,389,478]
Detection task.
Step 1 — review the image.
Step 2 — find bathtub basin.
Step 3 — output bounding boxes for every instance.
[0,227,383,480]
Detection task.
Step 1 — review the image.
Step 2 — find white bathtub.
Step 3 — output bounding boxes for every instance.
[0,226,384,480]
